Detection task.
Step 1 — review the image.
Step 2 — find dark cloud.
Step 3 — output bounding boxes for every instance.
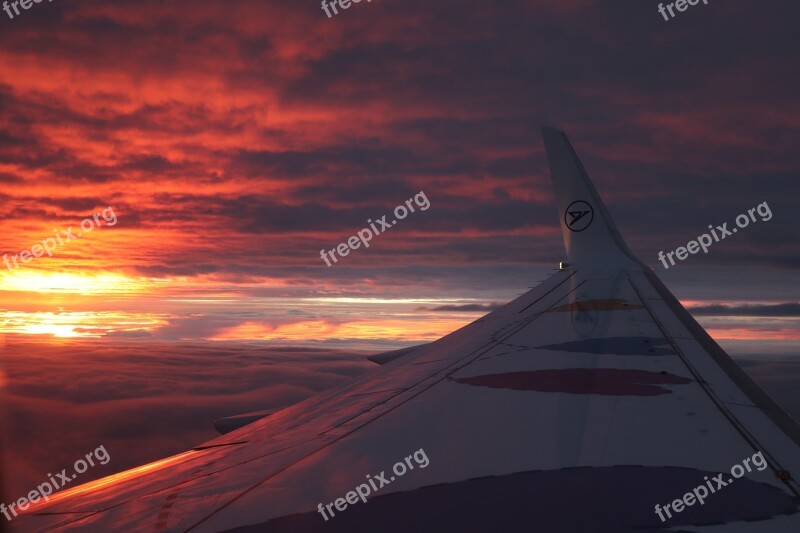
[0,0,797,279]
[426,304,501,312]
[689,303,800,317]
[2,341,374,500]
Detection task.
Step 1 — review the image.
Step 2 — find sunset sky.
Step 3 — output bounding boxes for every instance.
[1,0,799,503]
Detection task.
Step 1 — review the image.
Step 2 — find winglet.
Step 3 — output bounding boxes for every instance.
[541,127,641,268]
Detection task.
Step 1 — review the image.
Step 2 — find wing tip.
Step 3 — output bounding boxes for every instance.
[541,126,641,268]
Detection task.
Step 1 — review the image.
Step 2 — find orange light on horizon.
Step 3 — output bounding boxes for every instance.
[0,271,149,295]
[0,310,169,338]
[211,316,470,342]
[707,327,800,341]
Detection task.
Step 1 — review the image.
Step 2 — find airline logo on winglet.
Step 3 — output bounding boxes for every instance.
[565,200,594,232]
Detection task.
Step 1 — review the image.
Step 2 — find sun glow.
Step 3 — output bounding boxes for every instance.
[0,271,148,295]
[0,310,169,338]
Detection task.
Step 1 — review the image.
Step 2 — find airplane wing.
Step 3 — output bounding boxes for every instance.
[10,128,800,532]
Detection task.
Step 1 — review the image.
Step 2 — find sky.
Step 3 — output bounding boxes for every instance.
[0,0,799,508]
